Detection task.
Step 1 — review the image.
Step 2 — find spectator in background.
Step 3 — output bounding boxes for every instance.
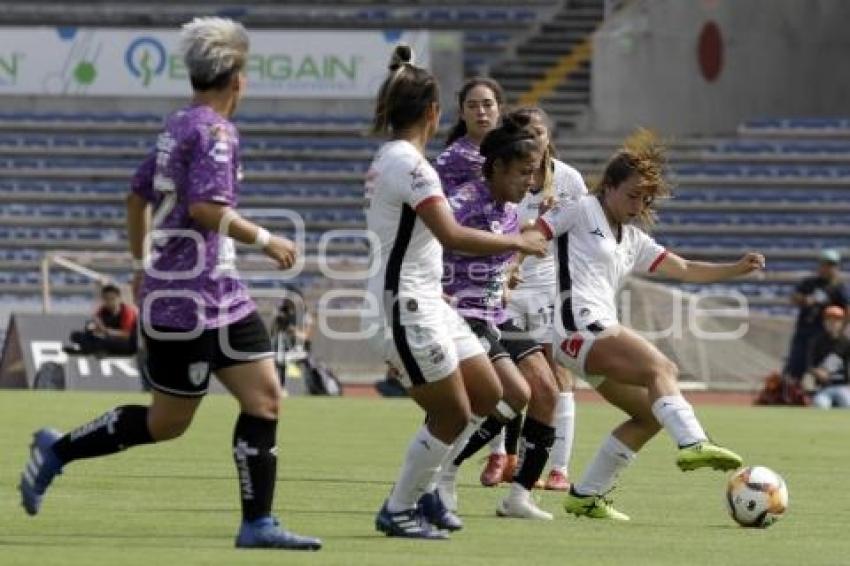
[270,287,315,386]
[784,249,847,381]
[806,305,850,409]
[63,284,138,356]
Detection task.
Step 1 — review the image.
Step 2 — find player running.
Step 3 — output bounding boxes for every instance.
[524,130,761,520]
[363,46,547,539]
[17,17,321,550]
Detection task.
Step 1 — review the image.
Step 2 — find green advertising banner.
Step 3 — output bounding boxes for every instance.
[0,27,429,98]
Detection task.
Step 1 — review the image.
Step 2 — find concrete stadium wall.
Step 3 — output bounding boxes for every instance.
[591,0,850,135]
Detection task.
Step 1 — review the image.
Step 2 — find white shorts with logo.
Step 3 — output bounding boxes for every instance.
[363,297,484,388]
[504,286,556,345]
[552,317,617,389]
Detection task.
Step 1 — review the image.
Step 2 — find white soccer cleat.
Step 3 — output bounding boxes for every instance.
[496,491,553,520]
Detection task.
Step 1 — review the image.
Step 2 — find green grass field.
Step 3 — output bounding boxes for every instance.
[1,391,848,566]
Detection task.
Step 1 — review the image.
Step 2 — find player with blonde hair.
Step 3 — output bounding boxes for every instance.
[18,17,321,550]
[493,107,588,491]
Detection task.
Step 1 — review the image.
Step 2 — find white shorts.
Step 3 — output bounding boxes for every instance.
[504,286,556,344]
[552,320,616,389]
[364,298,484,388]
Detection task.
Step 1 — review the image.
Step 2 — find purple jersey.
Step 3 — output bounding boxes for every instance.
[442,179,518,325]
[130,104,255,330]
[434,136,484,196]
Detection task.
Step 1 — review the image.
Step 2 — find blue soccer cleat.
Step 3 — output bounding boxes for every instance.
[418,490,463,531]
[19,428,64,516]
[375,500,449,540]
[235,516,322,550]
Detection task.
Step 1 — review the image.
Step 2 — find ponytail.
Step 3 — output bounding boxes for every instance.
[371,45,414,135]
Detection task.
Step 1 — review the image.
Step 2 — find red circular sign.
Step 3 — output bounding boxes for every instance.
[698,21,723,82]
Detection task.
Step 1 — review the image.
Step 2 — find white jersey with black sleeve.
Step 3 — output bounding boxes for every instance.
[362,139,484,387]
[537,194,668,333]
[364,140,446,309]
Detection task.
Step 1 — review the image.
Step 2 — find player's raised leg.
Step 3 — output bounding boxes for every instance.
[19,388,196,516]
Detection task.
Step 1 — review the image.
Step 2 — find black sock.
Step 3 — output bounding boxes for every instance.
[514,416,556,490]
[233,413,278,522]
[51,405,154,464]
[504,414,523,456]
[452,415,505,467]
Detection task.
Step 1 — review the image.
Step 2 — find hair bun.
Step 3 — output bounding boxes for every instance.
[502,112,531,132]
[389,44,414,71]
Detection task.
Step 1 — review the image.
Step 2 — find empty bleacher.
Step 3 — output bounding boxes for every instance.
[0,2,561,77]
[1,111,849,322]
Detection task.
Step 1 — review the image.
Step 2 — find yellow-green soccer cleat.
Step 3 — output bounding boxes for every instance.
[676,441,743,472]
[563,490,630,521]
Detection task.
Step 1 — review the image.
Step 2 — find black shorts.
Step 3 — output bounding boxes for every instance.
[464,318,542,364]
[141,310,273,398]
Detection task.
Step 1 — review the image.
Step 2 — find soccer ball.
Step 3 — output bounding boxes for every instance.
[725,466,788,528]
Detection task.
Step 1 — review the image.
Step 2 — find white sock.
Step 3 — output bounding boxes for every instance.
[574,434,636,496]
[489,430,506,455]
[651,395,708,448]
[508,481,530,501]
[388,425,452,512]
[549,392,575,472]
[432,414,485,491]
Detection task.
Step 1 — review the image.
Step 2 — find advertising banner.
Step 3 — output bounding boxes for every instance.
[0,27,429,98]
[0,313,142,391]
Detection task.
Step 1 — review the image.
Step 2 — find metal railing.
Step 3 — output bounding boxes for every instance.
[40,251,125,313]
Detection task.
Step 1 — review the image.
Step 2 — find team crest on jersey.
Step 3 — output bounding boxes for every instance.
[560,334,584,359]
[427,345,445,365]
[187,362,210,386]
[490,220,503,234]
[410,164,431,194]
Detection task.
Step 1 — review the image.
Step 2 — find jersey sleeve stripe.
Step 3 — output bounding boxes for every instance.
[414,195,445,211]
[536,217,555,240]
[648,250,669,273]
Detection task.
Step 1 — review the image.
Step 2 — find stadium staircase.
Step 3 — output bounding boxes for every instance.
[0,1,562,77]
[491,0,605,131]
